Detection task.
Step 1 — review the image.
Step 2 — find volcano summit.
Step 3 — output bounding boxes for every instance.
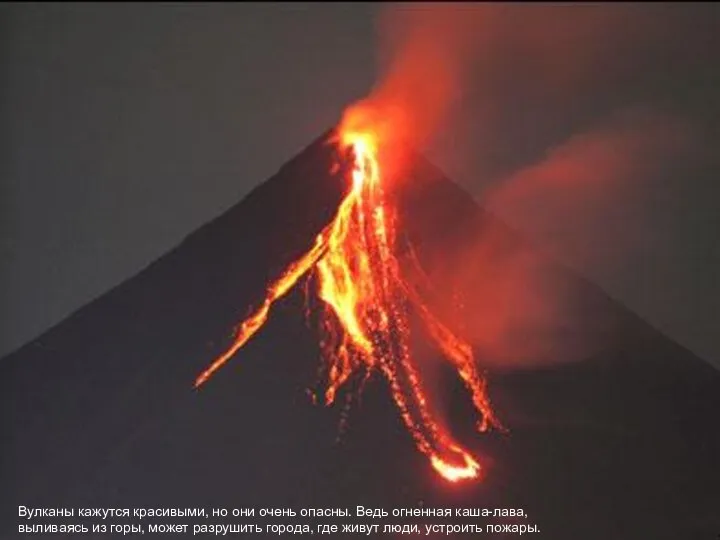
[2,128,719,539]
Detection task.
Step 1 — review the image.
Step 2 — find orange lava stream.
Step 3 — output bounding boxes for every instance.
[195,127,501,482]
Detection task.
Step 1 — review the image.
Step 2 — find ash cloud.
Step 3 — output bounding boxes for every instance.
[366,3,715,369]
[486,108,696,275]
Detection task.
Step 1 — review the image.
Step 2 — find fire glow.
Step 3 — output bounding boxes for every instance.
[195,109,502,482]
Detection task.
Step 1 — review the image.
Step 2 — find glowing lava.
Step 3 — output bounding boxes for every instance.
[194,114,502,482]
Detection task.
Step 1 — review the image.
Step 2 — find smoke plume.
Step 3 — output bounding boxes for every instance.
[353,3,710,369]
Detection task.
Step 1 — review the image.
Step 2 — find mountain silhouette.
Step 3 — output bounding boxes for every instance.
[2,129,719,539]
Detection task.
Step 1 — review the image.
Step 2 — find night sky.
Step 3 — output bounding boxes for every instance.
[2,3,719,369]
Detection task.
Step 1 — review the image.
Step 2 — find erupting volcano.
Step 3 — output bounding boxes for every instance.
[5,114,719,540]
[194,108,502,482]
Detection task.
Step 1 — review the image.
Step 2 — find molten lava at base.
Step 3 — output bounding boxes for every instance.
[195,120,502,483]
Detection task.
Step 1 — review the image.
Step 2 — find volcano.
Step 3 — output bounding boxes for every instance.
[2,129,719,539]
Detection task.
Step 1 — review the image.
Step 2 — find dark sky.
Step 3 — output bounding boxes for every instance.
[2,3,719,369]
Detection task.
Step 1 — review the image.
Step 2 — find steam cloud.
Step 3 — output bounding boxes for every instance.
[364,3,708,369]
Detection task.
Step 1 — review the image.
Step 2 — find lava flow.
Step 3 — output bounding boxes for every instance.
[194,113,502,482]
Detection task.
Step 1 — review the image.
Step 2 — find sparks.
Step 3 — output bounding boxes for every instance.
[195,113,502,482]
